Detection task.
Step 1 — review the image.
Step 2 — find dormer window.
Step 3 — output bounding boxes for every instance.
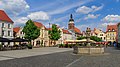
[108,29,110,32]
[112,29,115,32]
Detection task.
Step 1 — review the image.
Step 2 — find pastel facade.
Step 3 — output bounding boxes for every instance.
[97,32,106,41]
[94,28,106,41]
[106,25,117,42]
[32,22,49,47]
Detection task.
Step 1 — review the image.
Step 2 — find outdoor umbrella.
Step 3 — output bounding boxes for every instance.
[10,38,28,42]
[0,37,10,42]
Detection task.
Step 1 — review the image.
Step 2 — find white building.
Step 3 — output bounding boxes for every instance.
[0,10,14,45]
[57,29,72,44]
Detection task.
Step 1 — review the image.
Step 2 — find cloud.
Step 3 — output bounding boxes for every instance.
[102,15,120,22]
[84,14,100,20]
[0,0,30,15]
[76,6,92,14]
[48,0,91,15]
[15,17,28,24]
[27,11,49,21]
[13,17,29,26]
[116,0,120,2]
[101,22,116,27]
[76,5,103,14]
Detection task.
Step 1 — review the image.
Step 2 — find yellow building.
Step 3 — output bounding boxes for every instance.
[31,22,49,47]
[106,25,117,42]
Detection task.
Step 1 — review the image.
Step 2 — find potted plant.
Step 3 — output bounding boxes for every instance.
[27,44,32,49]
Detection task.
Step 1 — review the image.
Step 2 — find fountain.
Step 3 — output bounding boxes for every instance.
[73,27,104,54]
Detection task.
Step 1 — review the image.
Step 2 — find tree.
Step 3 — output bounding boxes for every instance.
[48,24,61,45]
[22,19,40,44]
[90,36,102,42]
[77,36,86,40]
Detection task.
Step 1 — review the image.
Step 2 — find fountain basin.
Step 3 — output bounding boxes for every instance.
[73,46,104,54]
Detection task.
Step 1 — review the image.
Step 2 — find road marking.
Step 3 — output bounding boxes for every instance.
[66,56,83,67]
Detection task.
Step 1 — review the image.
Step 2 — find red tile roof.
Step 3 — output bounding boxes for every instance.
[106,25,117,32]
[46,28,52,30]
[0,10,13,23]
[74,27,81,34]
[34,21,46,29]
[62,29,71,34]
[13,27,20,33]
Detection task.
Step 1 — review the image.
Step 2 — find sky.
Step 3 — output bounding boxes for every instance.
[0,0,120,31]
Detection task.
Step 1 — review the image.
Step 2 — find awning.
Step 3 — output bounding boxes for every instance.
[65,39,96,43]
[10,38,28,42]
[0,37,10,42]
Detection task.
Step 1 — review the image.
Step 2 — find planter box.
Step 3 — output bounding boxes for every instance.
[73,46,104,54]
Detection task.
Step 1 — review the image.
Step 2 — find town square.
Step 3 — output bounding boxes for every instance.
[0,0,120,67]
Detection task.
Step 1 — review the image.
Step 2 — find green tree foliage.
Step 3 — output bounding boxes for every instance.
[90,36,102,42]
[77,36,86,40]
[48,24,61,45]
[22,19,40,42]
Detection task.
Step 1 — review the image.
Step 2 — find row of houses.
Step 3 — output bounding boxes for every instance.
[81,24,117,43]
[0,10,82,46]
[13,14,81,46]
[0,9,119,47]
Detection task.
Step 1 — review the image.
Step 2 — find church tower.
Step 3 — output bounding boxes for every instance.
[68,14,74,31]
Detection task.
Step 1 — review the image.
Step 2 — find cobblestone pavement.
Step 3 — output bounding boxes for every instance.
[0,47,72,61]
[68,47,120,67]
[0,47,120,67]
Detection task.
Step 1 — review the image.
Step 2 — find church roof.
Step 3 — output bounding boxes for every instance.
[69,14,74,22]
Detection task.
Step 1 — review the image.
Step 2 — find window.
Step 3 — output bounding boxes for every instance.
[2,23,4,28]
[113,33,114,36]
[100,34,103,36]
[113,38,114,40]
[8,24,10,28]
[2,30,4,36]
[104,37,105,40]
[8,31,10,36]
[108,29,110,32]
[20,31,22,34]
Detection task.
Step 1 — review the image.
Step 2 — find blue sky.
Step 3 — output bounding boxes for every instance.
[0,0,120,31]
